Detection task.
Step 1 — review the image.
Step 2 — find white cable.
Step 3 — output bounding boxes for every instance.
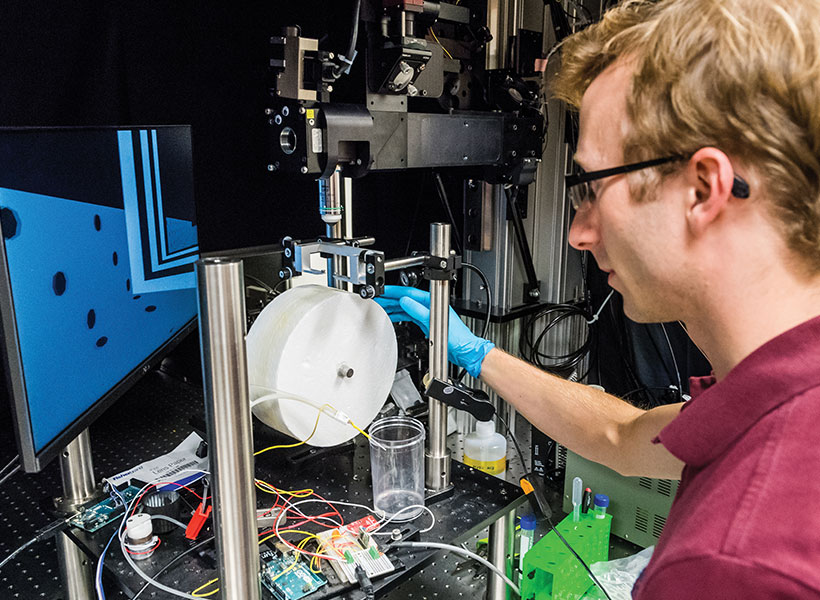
[392,541,521,597]
[0,455,19,478]
[119,528,198,599]
[370,504,436,534]
[587,290,615,324]
[0,464,21,487]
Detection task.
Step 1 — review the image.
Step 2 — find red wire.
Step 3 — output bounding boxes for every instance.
[129,481,208,517]
[125,538,161,555]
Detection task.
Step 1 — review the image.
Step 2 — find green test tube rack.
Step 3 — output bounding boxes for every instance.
[520,512,612,600]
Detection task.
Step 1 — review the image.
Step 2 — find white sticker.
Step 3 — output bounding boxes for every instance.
[312,128,323,154]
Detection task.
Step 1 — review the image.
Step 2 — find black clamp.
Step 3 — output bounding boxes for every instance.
[422,254,461,281]
[425,378,495,422]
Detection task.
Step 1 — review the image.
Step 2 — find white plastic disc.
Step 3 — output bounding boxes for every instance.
[246,285,397,447]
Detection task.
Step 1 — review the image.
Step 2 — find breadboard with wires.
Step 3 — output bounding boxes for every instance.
[315,515,395,583]
[69,485,142,532]
[260,548,327,600]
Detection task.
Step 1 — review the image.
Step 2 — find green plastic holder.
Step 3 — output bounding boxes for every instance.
[520,512,612,600]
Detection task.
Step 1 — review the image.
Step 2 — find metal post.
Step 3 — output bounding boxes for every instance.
[319,168,346,289]
[55,429,98,600]
[196,258,260,600]
[425,223,452,491]
[487,508,516,600]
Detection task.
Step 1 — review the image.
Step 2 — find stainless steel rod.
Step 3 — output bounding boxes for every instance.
[196,258,260,600]
[383,255,427,272]
[58,430,97,509]
[56,429,98,600]
[487,508,516,600]
[425,223,452,490]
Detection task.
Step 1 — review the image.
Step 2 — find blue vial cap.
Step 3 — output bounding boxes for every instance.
[593,493,610,508]
[520,513,537,530]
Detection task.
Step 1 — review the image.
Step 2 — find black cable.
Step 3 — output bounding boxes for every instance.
[461,263,492,339]
[495,412,526,469]
[660,323,683,401]
[0,517,70,572]
[131,536,215,599]
[544,513,614,600]
[455,263,492,383]
[433,172,463,255]
[519,302,592,375]
[332,0,362,78]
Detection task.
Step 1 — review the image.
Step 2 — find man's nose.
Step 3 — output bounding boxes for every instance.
[568,203,600,251]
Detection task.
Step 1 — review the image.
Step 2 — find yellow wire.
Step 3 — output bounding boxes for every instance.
[254,409,322,456]
[191,577,219,598]
[255,479,314,497]
[429,27,454,60]
[348,420,373,441]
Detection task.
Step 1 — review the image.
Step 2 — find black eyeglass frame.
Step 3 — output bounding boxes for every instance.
[565,154,750,208]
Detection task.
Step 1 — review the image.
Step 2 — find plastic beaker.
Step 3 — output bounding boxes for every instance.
[369,415,425,522]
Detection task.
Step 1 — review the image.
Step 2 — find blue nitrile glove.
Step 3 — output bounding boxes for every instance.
[374,285,495,378]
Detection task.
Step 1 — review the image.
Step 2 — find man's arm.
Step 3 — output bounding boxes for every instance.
[481,348,684,479]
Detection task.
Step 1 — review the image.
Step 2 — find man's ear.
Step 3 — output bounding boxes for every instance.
[685,147,737,236]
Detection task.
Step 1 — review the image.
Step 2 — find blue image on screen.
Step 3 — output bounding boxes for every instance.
[0,187,197,452]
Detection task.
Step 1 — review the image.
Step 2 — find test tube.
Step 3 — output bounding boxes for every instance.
[594,494,610,519]
[571,477,583,522]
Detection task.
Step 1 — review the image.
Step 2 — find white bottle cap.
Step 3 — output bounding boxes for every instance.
[475,420,495,436]
[126,513,153,542]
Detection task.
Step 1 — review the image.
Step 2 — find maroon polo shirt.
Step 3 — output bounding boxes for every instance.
[632,314,820,599]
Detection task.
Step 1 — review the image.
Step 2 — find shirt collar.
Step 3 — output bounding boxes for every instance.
[655,314,820,467]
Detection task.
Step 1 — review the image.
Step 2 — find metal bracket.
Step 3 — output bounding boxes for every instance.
[421,254,461,281]
[281,236,385,298]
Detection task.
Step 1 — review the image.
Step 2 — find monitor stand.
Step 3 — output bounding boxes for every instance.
[54,429,101,600]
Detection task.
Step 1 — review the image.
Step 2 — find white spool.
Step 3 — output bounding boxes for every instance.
[125,513,153,543]
[246,285,397,447]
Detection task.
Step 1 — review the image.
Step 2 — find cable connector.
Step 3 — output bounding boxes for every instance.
[354,564,375,600]
[185,502,212,540]
[333,50,358,78]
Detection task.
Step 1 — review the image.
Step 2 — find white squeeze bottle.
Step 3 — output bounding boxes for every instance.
[464,420,507,477]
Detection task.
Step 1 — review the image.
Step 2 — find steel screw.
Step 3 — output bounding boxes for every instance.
[267,164,275,171]
[439,260,447,269]
[274,115,283,125]
[366,264,375,274]
[282,106,290,116]
[284,248,292,258]
[529,288,540,299]
[299,106,306,114]
[300,166,309,174]
[264,108,273,115]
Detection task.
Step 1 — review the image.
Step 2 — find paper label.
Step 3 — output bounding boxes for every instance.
[464,455,506,475]
[312,127,323,154]
[107,431,209,490]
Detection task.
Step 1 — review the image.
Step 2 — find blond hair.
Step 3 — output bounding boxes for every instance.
[552,0,820,273]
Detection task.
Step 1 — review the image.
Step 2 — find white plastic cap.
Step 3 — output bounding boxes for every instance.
[126,513,153,541]
[475,420,495,436]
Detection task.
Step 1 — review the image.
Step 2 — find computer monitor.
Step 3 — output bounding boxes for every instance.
[0,126,199,472]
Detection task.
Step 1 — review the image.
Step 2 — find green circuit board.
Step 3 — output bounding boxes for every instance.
[69,486,142,532]
[260,548,327,600]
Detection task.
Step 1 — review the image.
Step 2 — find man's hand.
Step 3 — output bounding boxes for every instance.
[375,285,495,378]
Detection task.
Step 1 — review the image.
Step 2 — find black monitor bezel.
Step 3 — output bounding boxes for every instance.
[0,125,199,472]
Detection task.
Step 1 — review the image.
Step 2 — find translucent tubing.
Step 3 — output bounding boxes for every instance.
[391,541,520,597]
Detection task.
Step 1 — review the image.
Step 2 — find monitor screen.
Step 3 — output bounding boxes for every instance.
[0,126,199,472]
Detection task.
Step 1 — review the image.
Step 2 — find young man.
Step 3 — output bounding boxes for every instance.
[377,0,820,596]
